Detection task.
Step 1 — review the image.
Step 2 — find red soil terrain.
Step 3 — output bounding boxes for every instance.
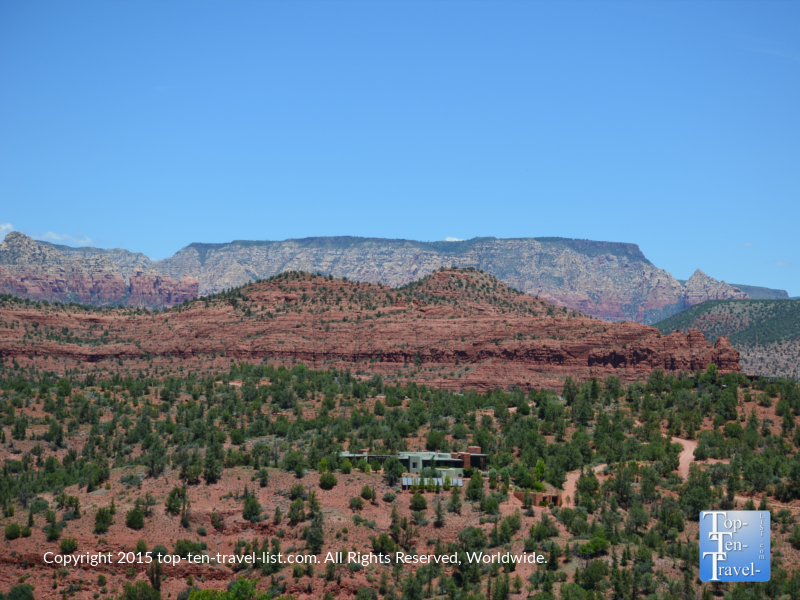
[0,269,739,389]
[0,464,549,600]
[3,386,797,600]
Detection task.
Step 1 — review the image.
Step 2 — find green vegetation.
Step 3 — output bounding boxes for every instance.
[319,472,337,490]
[242,492,262,522]
[729,283,789,300]
[4,341,800,600]
[0,584,34,600]
[655,298,800,346]
[125,507,145,530]
[5,522,20,540]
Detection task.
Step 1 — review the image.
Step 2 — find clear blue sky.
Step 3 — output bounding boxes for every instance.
[1,1,798,294]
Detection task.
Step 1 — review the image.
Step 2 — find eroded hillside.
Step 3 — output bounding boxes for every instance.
[0,269,739,390]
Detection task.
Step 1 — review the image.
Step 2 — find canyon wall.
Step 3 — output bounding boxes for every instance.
[0,232,197,308]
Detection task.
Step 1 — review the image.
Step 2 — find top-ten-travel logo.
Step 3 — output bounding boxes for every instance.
[700,511,770,582]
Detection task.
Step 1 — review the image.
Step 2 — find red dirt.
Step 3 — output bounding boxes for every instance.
[561,464,607,508]
[671,437,698,480]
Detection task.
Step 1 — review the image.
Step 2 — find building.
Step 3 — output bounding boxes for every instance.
[512,490,562,506]
[339,446,488,477]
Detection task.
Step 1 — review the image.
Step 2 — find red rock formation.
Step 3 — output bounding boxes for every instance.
[0,269,739,389]
[0,265,128,304]
[0,232,198,308]
[128,272,199,308]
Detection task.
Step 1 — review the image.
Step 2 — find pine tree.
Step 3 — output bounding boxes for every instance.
[307,490,321,515]
[147,560,163,591]
[434,498,446,528]
[447,486,463,514]
[203,440,223,484]
[306,512,324,554]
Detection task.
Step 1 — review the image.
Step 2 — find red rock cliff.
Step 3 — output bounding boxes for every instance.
[0,232,197,308]
[129,272,199,308]
[0,269,740,389]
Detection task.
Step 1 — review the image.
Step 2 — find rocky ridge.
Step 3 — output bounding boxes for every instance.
[654,297,800,379]
[0,232,197,308]
[113,236,763,324]
[46,241,159,283]
[683,269,749,307]
[0,268,740,390]
[5,233,775,323]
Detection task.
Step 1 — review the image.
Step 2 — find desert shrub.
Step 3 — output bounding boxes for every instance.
[789,524,800,550]
[174,538,204,558]
[281,450,305,473]
[481,496,500,515]
[176,587,200,600]
[95,507,113,534]
[288,499,305,525]
[410,492,427,511]
[119,581,160,600]
[243,496,262,522]
[5,523,21,540]
[356,588,378,600]
[352,515,377,529]
[289,484,306,500]
[120,474,142,489]
[60,537,78,554]
[411,510,428,526]
[319,472,337,490]
[165,486,187,516]
[46,523,61,541]
[126,508,145,530]
[258,468,270,487]
[2,584,34,600]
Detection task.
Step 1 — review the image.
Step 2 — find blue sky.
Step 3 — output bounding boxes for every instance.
[1,1,798,294]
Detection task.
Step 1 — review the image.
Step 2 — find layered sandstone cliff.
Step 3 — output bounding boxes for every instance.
[0,268,739,390]
[0,232,197,308]
[153,237,752,324]
[127,271,198,307]
[0,233,763,322]
[46,242,159,283]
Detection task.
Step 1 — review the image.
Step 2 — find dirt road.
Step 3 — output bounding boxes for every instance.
[671,436,698,479]
[562,438,697,506]
[562,464,607,507]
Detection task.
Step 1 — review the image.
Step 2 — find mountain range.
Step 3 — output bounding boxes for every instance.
[0,232,196,308]
[0,232,788,323]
